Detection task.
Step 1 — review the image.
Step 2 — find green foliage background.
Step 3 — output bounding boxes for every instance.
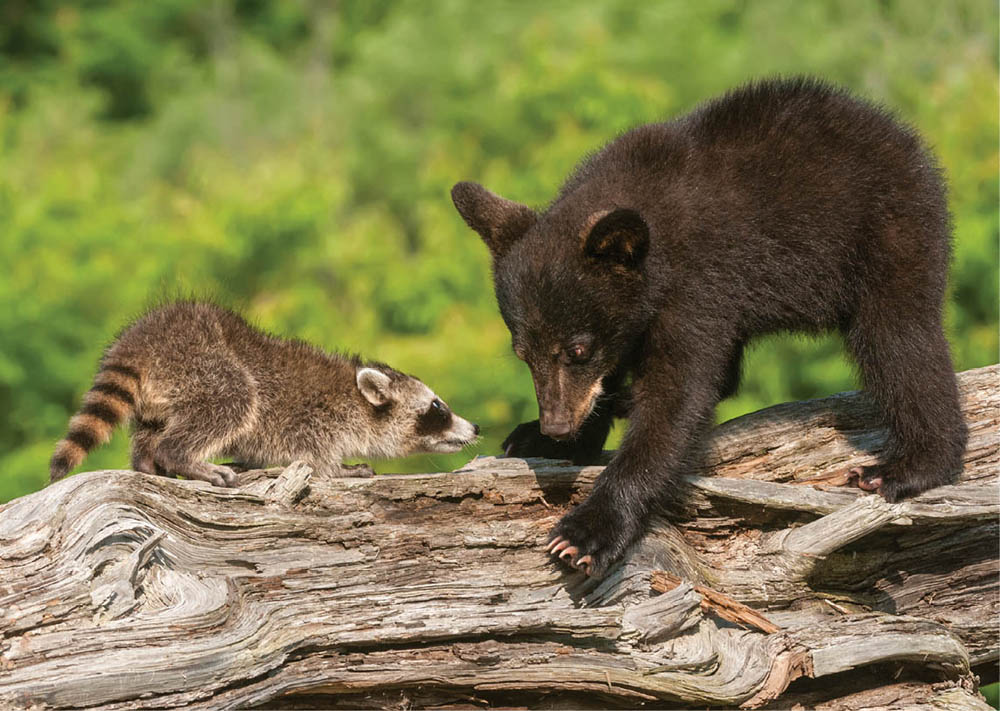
[1,0,997,503]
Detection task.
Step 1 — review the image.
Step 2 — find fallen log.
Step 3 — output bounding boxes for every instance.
[1,365,996,709]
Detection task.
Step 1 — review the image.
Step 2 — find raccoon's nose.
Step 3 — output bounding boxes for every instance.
[473,423,480,436]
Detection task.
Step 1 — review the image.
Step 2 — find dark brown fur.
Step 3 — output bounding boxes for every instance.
[50,302,478,486]
[452,77,967,577]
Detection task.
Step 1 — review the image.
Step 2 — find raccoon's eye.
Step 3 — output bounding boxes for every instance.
[417,397,451,436]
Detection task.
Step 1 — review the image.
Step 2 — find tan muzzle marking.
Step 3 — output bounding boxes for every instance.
[571,378,604,431]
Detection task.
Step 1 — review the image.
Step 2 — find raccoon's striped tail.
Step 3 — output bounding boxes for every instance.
[49,363,141,482]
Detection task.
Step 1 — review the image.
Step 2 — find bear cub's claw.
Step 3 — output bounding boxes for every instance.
[847,463,955,503]
[546,496,635,578]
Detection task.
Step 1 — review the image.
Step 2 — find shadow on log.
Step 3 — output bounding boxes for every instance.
[1,366,997,710]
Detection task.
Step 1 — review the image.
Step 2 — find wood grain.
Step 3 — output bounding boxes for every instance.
[1,365,996,709]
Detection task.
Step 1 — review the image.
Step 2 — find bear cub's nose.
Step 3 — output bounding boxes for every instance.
[540,419,572,440]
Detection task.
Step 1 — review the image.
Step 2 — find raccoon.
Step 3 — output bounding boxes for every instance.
[50,302,479,486]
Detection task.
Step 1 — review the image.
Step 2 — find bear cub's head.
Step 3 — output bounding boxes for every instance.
[452,181,654,441]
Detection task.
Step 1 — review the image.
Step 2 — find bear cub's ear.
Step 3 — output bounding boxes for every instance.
[583,208,650,271]
[357,368,393,407]
[451,181,537,258]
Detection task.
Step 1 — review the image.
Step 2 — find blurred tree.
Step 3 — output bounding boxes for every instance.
[0,0,996,502]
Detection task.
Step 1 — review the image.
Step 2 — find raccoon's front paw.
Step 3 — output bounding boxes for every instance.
[545,494,637,578]
[501,421,601,464]
[340,462,376,478]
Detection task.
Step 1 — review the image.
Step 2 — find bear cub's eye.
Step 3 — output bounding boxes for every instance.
[567,344,590,363]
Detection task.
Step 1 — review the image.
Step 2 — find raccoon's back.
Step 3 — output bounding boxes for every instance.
[105,304,257,401]
[117,302,240,351]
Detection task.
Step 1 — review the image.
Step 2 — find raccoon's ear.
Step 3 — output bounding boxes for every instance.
[451,181,537,258]
[356,368,393,407]
[582,208,650,271]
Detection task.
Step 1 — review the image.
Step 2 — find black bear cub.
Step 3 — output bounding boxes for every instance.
[452,77,967,577]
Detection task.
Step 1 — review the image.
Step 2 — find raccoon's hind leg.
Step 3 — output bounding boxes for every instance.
[151,365,257,488]
[130,418,165,475]
[153,424,241,488]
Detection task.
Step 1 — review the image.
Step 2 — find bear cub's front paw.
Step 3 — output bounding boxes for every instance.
[502,420,577,460]
[545,494,637,578]
[502,420,603,464]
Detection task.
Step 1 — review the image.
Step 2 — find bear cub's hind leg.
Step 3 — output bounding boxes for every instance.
[844,310,967,502]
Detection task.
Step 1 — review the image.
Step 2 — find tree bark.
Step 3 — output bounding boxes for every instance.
[1,365,996,710]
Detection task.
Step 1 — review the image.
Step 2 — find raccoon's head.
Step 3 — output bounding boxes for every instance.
[452,181,652,440]
[356,367,480,458]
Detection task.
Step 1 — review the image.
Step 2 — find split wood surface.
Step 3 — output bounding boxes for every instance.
[1,365,997,710]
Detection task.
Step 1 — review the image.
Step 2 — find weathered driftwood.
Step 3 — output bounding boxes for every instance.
[0,365,996,710]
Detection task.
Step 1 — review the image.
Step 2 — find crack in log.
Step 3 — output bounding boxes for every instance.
[649,572,781,634]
